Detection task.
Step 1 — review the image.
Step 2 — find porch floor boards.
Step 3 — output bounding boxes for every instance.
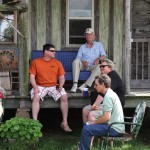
[4,89,150,109]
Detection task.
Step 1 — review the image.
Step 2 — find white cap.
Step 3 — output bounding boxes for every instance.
[84,28,95,35]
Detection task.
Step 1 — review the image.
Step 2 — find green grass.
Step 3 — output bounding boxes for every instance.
[0,129,149,150]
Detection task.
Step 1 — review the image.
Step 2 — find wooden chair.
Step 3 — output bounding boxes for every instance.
[99,101,146,150]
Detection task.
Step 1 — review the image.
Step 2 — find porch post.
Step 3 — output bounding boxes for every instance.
[124,0,131,94]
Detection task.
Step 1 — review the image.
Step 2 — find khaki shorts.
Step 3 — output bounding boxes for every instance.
[30,85,67,101]
[85,104,103,120]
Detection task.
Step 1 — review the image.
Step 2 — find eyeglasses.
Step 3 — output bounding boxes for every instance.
[47,50,55,52]
[100,65,109,68]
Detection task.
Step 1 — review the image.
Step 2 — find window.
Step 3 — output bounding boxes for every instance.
[67,0,94,46]
[0,11,17,43]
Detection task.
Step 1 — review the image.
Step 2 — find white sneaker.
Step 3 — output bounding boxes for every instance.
[70,84,78,93]
[78,83,86,92]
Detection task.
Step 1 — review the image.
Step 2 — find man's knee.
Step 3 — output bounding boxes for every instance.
[32,95,40,103]
[60,94,68,102]
[82,107,88,115]
[72,59,81,67]
[82,125,91,136]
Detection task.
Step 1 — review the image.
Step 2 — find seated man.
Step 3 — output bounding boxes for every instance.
[70,28,106,93]
[79,74,125,150]
[83,59,125,124]
[29,43,72,133]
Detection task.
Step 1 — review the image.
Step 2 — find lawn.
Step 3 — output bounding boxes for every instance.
[0,128,150,150]
[1,108,150,150]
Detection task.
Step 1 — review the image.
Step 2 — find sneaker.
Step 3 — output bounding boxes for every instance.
[70,84,78,93]
[78,83,86,92]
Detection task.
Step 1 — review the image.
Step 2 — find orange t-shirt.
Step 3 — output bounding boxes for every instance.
[29,57,65,86]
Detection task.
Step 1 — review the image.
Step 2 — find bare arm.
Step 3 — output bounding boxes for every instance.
[58,75,65,91]
[95,111,111,124]
[89,111,111,125]
[92,95,103,110]
[30,74,39,94]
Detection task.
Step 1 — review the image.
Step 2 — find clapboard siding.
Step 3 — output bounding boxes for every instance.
[30,0,37,50]
[51,0,61,50]
[46,0,52,43]
[61,0,66,48]
[94,0,100,40]
[98,0,109,55]
[36,0,46,49]
[113,0,124,76]
[132,0,150,38]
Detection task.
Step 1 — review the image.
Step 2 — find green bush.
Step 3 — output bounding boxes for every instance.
[0,117,42,143]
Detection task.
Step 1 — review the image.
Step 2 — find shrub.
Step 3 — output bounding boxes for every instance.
[0,117,42,143]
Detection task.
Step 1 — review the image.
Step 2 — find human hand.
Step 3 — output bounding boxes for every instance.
[92,105,98,110]
[82,61,88,67]
[94,58,100,65]
[56,84,63,91]
[33,87,40,95]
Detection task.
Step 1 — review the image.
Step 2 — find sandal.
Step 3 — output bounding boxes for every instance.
[61,123,72,133]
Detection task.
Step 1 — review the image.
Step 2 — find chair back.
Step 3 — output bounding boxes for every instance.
[130,101,146,139]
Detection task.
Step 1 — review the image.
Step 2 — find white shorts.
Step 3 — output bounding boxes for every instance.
[30,85,67,101]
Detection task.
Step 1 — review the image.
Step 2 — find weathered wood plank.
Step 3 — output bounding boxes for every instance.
[5,94,150,109]
[94,0,100,40]
[98,0,109,54]
[124,0,131,94]
[132,0,150,38]
[131,80,150,89]
[108,0,114,60]
[18,11,29,96]
[51,0,61,50]
[46,0,52,43]
[36,0,46,49]
[113,0,124,76]
[30,0,37,50]
[61,0,66,48]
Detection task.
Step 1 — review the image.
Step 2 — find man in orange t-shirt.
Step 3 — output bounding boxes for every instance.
[29,43,72,133]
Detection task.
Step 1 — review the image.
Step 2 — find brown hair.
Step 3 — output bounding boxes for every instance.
[95,74,111,88]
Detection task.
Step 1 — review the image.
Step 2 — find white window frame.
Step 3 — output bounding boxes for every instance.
[66,0,94,47]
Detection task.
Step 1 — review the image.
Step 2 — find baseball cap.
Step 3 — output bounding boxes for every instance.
[84,28,95,35]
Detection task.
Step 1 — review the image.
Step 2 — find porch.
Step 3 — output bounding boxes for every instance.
[4,89,150,109]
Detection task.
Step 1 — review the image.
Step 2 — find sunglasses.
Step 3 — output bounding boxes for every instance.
[47,50,55,52]
[100,65,109,68]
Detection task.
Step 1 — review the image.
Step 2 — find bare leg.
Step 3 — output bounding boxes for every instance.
[60,94,72,131]
[82,107,90,123]
[32,94,40,120]
[88,111,96,122]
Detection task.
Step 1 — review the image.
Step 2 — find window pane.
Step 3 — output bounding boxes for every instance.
[69,0,92,17]
[0,12,14,42]
[69,20,91,44]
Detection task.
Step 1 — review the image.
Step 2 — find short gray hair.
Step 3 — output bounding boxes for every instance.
[101,59,115,70]
[95,74,111,88]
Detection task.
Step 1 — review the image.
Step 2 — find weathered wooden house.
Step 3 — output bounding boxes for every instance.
[0,0,150,110]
